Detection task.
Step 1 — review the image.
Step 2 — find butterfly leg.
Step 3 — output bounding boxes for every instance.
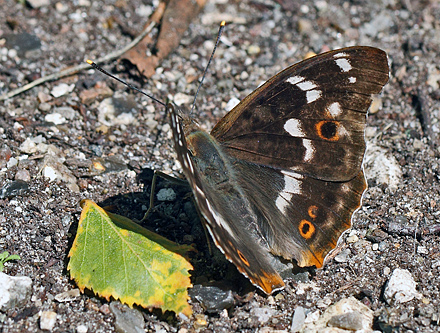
[140,170,188,222]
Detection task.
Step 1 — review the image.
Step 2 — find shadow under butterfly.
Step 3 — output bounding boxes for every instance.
[168,46,389,294]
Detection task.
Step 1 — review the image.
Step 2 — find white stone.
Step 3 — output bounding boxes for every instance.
[42,165,58,181]
[27,0,50,8]
[54,289,81,302]
[173,92,192,106]
[302,297,373,332]
[40,311,57,330]
[384,268,421,304]
[51,83,74,98]
[77,324,88,333]
[364,143,403,192]
[45,113,66,125]
[225,97,240,111]
[250,306,277,324]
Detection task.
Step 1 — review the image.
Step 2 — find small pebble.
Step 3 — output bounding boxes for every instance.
[54,289,80,302]
[417,246,428,254]
[173,92,192,106]
[291,306,306,332]
[27,0,50,8]
[156,188,176,202]
[45,113,66,125]
[194,314,208,329]
[250,306,276,324]
[334,249,350,263]
[51,83,75,98]
[225,97,240,111]
[247,44,261,55]
[346,234,359,243]
[40,311,57,331]
[384,268,421,304]
[76,324,88,333]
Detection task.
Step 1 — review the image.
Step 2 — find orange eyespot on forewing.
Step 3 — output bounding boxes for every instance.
[316,120,340,141]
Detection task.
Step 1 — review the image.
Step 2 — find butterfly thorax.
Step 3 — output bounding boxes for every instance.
[185,131,230,186]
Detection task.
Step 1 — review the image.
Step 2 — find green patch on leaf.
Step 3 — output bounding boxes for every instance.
[68,200,193,317]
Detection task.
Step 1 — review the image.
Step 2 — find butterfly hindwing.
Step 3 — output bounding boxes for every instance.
[232,160,366,268]
[210,46,389,181]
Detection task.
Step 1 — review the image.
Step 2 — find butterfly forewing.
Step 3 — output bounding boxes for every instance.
[210,46,389,182]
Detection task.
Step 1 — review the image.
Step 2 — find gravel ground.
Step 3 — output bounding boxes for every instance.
[1,0,440,332]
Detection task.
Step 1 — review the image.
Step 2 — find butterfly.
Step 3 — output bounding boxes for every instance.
[166,46,389,294]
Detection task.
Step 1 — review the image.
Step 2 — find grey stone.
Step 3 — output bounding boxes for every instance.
[290,306,306,332]
[0,272,32,311]
[110,302,145,333]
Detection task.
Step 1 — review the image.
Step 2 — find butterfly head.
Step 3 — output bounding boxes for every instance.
[166,103,201,138]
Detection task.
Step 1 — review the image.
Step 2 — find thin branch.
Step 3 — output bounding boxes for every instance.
[385,223,440,237]
[0,2,166,101]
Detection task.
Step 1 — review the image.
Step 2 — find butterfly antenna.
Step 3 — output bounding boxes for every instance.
[190,21,226,114]
[86,60,166,107]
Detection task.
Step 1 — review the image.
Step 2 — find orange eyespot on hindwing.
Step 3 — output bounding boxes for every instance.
[308,205,319,219]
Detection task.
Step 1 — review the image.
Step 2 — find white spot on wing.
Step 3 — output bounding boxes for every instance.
[306,90,322,103]
[296,80,318,91]
[205,200,236,238]
[284,119,304,137]
[348,77,356,83]
[275,171,303,213]
[194,185,205,198]
[334,52,349,58]
[286,75,304,85]
[275,196,288,215]
[335,58,352,72]
[187,156,195,173]
[327,102,343,118]
[302,139,315,162]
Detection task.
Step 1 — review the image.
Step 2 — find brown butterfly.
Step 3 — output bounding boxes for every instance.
[168,46,389,294]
